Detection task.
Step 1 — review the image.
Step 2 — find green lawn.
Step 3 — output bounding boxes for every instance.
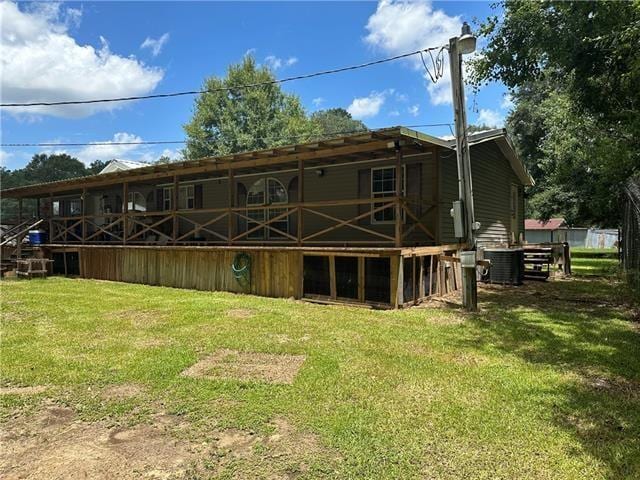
[571,248,620,277]
[1,277,639,479]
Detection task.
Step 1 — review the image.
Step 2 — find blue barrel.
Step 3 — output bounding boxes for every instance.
[28,230,47,245]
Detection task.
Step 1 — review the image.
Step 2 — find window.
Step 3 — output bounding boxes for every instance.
[246,178,288,239]
[69,199,81,216]
[163,185,195,210]
[179,185,195,210]
[127,191,146,212]
[371,166,405,223]
[52,201,60,216]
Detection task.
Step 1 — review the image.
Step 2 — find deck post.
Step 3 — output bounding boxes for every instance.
[297,159,304,246]
[395,143,403,247]
[172,175,178,244]
[122,182,128,245]
[329,255,337,299]
[49,193,53,242]
[17,198,23,258]
[227,167,234,245]
[81,187,87,244]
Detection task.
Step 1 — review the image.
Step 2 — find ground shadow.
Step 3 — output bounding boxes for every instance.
[460,278,640,478]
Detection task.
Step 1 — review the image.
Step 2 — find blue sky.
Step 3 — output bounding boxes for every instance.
[0,1,512,170]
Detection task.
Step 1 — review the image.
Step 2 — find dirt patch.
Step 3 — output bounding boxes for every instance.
[584,375,640,401]
[109,309,166,328]
[0,385,47,396]
[101,383,146,401]
[181,349,306,384]
[0,404,206,480]
[196,416,337,478]
[226,308,255,319]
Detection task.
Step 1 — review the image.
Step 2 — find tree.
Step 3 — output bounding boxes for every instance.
[472,1,640,227]
[310,108,367,137]
[183,56,319,159]
[87,160,108,175]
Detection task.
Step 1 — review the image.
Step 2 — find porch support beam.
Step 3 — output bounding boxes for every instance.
[172,175,178,244]
[122,182,128,245]
[297,159,304,246]
[395,143,403,247]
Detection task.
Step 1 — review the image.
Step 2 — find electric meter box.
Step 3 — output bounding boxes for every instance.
[450,200,464,239]
[460,250,477,269]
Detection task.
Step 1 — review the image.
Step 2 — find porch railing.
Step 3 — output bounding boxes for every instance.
[45,196,436,247]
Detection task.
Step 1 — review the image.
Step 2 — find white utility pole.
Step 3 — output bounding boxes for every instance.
[449,22,478,311]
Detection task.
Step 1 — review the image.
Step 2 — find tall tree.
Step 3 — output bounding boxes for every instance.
[473,0,640,226]
[184,56,319,159]
[310,108,367,137]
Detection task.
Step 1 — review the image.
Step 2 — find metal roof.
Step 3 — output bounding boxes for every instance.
[1,126,532,197]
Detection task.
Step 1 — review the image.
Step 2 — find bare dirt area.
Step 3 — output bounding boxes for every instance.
[0,403,207,480]
[181,349,306,384]
[226,308,255,319]
[101,383,146,401]
[0,385,47,396]
[0,402,336,479]
[109,309,168,328]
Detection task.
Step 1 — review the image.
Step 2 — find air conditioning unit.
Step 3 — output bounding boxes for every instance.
[481,248,524,285]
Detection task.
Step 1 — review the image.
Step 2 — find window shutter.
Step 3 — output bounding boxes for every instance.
[406,163,422,221]
[358,168,371,225]
[194,184,203,209]
[155,189,164,211]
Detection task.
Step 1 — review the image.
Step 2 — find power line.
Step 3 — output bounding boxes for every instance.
[0,124,455,148]
[0,47,446,108]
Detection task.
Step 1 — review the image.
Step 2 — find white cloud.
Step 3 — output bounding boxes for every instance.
[500,93,514,110]
[140,32,170,57]
[365,0,468,106]
[0,2,163,118]
[312,97,325,108]
[407,104,419,116]
[75,133,144,165]
[388,110,400,117]
[264,55,298,71]
[476,109,504,127]
[0,150,14,167]
[347,91,387,119]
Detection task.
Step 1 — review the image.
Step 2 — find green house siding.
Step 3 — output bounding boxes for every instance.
[438,142,525,246]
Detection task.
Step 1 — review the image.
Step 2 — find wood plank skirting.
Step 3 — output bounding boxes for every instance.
[48,244,463,308]
[78,246,302,299]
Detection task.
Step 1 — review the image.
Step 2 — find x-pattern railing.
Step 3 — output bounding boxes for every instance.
[44,196,435,246]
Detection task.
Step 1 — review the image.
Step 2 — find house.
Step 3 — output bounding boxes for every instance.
[1,127,532,308]
[99,159,148,174]
[524,217,614,247]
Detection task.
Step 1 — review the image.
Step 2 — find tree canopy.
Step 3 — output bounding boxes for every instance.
[310,108,368,137]
[183,56,319,159]
[473,0,640,227]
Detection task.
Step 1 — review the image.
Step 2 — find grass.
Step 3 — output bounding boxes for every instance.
[571,248,620,277]
[1,276,639,479]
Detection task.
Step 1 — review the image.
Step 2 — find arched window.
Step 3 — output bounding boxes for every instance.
[246,178,288,239]
[127,191,147,212]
